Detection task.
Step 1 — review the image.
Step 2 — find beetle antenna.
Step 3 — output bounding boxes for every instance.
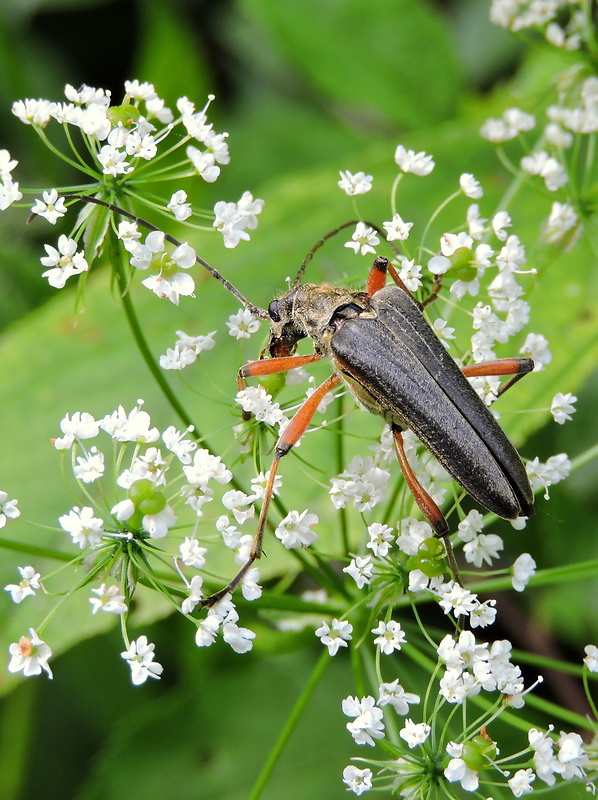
[55,194,270,319]
[293,219,390,288]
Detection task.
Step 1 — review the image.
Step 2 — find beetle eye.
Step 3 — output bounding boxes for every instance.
[268,300,281,322]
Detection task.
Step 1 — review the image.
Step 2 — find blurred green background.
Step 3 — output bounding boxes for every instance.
[0,1,597,798]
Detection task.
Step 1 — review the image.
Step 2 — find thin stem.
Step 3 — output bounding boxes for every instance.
[246,649,330,800]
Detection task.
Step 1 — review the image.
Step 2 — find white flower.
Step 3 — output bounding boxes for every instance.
[31,189,67,224]
[121,636,163,685]
[394,144,435,175]
[4,566,41,604]
[0,491,20,527]
[519,332,551,370]
[459,172,483,198]
[383,213,413,241]
[143,504,177,539]
[366,522,394,557]
[371,620,406,654]
[167,189,192,220]
[377,680,420,714]
[545,201,578,243]
[584,645,598,673]
[337,169,373,196]
[342,695,385,746]
[73,448,105,483]
[40,235,88,288]
[437,581,479,618]
[0,179,23,210]
[508,768,535,796]
[213,191,264,247]
[521,150,568,191]
[181,575,205,614]
[226,308,261,339]
[8,629,53,679]
[0,148,18,179]
[315,618,353,655]
[59,506,104,548]
[89,583,128,615]
[179,537,208,568]
[399,719,431,748]
[98,144,133,176]
[343,555,374,588]
[396,257,423,292]
[444,741,479,791]
[342,765,373,796]
[344,222,380,256]
[550,392,577,424]
[222,621,256,654]
[275,509,318,549]
[235,386,284,426]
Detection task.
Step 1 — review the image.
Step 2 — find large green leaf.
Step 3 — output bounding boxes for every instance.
[237,0,464,129]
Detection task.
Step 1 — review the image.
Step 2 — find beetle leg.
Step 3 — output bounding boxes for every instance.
[366,256,411,296]
[392,425,461,582]
[237,353,322,419]
[461,357,534,397]
[200,374,340,608]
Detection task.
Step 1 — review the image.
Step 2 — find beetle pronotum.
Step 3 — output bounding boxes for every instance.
[64,198,536,606]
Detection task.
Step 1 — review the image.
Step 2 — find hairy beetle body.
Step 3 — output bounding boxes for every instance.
[265,280,534,521]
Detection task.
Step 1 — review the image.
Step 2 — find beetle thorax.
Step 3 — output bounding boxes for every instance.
[268,283,371,356]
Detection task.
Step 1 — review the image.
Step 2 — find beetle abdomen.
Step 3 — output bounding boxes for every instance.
[330,286,534,520]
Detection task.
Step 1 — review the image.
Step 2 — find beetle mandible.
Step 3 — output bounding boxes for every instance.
[200,248,535,607]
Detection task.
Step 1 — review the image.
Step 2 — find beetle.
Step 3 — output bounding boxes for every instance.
[199,251,535,606]
[64,198,535,605]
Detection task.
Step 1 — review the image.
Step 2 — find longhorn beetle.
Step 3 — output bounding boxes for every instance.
[65,199,536,606]
[198,227,535,607]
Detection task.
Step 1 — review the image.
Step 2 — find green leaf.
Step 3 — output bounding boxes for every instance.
[237,0,464,129]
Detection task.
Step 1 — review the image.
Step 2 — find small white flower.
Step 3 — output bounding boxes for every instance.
[40,235,88,289]
[342,765,372,796]
[275,509,318,549]
[31,189,67,224]
[377,680,420,714]
[337,169,373,196]
[583,644,598,673]
[444,741,479,791]
[550,392,577,424]
[394,144,435,175]
[235,386,284,426]
[344,222,380,256]
[8,629,53,679]
[399,719,431,748]
[512,553,536,592]
[222,621,256,654]
[0,491,20,528]
[121,636,163,685]
[167,189,192,220]
[226,308,261,339]
[459,173,483,198]
[73,447,105,483]
[4,566,41,604]
[89,583,128,615]
[371,620,406,654]
[383,213,413,241]
[342,695,385,746]
[59,506,104,549]
[520,332,551,370]
[174,538,206,571]
[343,555,374,588]
[508,768,536,797]
[315,618,353,655]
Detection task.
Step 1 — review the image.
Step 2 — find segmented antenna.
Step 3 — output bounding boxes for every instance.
[292,219,390,288]
[57,195,270,319]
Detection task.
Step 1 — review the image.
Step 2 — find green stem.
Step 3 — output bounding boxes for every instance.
[108,232,200,437]
[246,650,330,800]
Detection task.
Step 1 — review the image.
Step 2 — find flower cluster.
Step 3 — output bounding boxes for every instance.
[4,82,263,302]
